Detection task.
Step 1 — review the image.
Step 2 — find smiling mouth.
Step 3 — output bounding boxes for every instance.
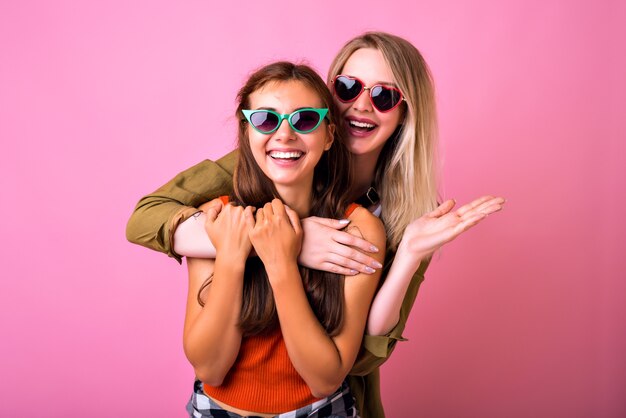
[348,119,377,132]
[268,151,304,161]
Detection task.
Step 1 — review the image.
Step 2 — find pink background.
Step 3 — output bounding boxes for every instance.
[1,0,625,417]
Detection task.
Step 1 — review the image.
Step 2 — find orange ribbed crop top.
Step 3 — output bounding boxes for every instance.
[203,326,319,412]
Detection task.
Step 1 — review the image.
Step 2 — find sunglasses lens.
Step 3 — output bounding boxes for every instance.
[291,110,322,133]
[371,86,402,111]
[249,111,279,133]
[334,76,362,102]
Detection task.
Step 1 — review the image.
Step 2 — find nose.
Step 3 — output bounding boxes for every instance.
[272,117,297,141]
[352,88,373,112]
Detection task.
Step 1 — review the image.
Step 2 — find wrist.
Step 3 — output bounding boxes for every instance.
[396,240,427,266]
[216,250,248,268]
[265,260,299,283]
[214,262,246,281]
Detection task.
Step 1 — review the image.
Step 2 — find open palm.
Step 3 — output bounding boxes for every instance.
[400,195,505,258]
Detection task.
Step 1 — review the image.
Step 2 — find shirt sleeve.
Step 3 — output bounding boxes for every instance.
[349,255,431,376]
[125,150,238,263]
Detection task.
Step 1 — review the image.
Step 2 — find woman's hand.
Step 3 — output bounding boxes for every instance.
[399,195,505,259]
[298,217,382,276]
[198,197,225,214]
[204,202,255,262]
[366,195,504,335]
[249,199,302,270]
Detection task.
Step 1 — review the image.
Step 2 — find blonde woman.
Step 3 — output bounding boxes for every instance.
[127,32,504,417]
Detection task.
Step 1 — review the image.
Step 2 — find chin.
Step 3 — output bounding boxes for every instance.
[346,140,373,156]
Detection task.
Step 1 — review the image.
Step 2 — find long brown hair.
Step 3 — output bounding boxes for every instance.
[199,62,352,337]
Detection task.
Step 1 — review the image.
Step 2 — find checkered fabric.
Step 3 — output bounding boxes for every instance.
[186,380,359,418]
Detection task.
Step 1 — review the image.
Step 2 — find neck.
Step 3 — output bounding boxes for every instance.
[350,152,379,201]
[274,183,312,219]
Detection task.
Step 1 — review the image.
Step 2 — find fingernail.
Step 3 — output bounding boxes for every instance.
[372,261,383,269]
[364,267,375,274]
[339,219,350,225]
[350,269,358,275]
[369,245,379,252]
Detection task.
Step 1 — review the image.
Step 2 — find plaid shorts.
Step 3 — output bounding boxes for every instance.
[186,379,359,418]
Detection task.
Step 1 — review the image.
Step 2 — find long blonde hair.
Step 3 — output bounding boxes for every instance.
[328,32,440,250]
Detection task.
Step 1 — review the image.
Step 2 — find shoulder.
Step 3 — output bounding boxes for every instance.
[348,206,384,232]
[346,206,386,251]
[216,149,238,174]
[342,207,386,297]
[184,150,238,177]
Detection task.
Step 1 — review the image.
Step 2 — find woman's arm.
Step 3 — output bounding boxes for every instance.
[182,204,255,386]
[125,150,380,273]
[183,257,242,386]
[172,199,225,258]
[125,151,237,262]
[250,201,386,397]
[173,203,383,272]
[299,217,383,275]
[367,196,505,335]
[348,256,429,377]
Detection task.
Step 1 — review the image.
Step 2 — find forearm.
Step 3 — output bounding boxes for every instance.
[126,153,237,260]
[366,245,424,336]
[184,257,244,385]
[173,212,217,258]
[350,255,430,376]
[126,198,199,257]
[268,263,350,397]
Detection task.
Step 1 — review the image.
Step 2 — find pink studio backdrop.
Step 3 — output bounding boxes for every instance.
[1,1,624,417]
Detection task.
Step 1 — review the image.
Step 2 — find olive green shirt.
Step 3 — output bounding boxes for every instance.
[126,150,429,418]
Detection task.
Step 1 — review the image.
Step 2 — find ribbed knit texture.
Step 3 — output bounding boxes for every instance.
[203,327,320,413]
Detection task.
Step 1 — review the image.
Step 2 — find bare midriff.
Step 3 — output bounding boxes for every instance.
[207,395,278,418]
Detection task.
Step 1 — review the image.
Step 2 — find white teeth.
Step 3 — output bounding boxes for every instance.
[269,151,303,159]
[349,120,376,129]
